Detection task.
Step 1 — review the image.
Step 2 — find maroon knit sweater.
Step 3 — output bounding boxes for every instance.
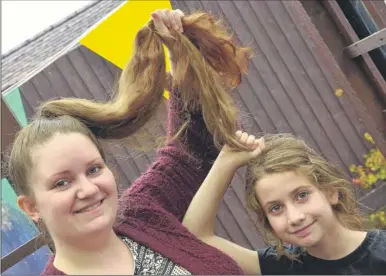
[41,88,244,275]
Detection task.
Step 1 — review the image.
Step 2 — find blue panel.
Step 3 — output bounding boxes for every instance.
[1,201,52,275]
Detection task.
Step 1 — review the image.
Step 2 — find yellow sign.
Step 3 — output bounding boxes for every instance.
[80,1,172,98]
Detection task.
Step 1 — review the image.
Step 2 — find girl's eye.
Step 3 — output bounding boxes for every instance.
[88,165,101,175]
[297,191,309,200]
[269,205,281,213]
[54,180,70,188]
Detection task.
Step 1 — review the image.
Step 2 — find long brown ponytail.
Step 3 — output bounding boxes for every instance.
[34,11,253,148]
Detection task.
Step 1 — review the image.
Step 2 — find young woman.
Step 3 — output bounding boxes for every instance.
[7,9,253,275]
[183,131,386,275]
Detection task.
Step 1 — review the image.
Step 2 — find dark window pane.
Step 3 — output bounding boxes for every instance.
[338,0,386,78]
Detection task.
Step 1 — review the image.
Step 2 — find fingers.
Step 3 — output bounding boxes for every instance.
[151,12,168,34]
[158,9,170,29]
[254,137,265,154]
[235,131,264,151]
[167,9,184,32]
[240,132,249,144]
[175,9,185,18]
[176,9,185,31]
[165,9,176,30]
[152,9,184,33]
[165,9,180,32]
[235,131,256,148]
[173,10,184,32]
[246,135,256,148]
[235,131,249,144]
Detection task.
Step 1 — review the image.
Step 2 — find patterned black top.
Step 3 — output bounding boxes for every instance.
[120,236,191,275]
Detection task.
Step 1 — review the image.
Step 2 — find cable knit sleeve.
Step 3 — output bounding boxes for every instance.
[119,87,220,221]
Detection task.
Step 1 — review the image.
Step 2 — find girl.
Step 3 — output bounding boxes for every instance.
[183,131,386,275]
[6,9,253,275]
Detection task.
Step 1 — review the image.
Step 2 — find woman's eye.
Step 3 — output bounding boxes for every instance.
[269,205,281,213]
[297,191,309,200]
[54,180,69,188]
[88,165,101,175]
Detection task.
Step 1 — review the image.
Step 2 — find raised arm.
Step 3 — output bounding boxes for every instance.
[120,9,253,220]
[123,84,220,221]
[183,132,264,275]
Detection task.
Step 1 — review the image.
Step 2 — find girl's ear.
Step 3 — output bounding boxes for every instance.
[327,189,339,205]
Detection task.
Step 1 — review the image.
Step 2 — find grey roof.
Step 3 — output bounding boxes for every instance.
[1,0,123,92]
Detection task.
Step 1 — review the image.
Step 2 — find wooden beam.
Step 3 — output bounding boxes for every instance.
[345,28,386,58]
[1,233,46,273]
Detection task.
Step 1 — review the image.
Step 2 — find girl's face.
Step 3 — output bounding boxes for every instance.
[255,171,339,248]
[19,133,118,245]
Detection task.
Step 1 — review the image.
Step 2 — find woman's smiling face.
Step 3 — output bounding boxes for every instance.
[25,132,118,244]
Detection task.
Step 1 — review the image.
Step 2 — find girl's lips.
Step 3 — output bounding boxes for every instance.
[292,221,315,236]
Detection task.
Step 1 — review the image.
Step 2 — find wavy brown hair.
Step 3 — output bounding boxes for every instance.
[6,11,253,251]
[245,134,364,260]
[35,12,253,148]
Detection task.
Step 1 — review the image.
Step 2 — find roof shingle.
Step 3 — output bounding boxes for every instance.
[1,0,123,92]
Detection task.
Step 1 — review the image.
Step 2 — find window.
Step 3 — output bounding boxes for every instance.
[338,0,386,79]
